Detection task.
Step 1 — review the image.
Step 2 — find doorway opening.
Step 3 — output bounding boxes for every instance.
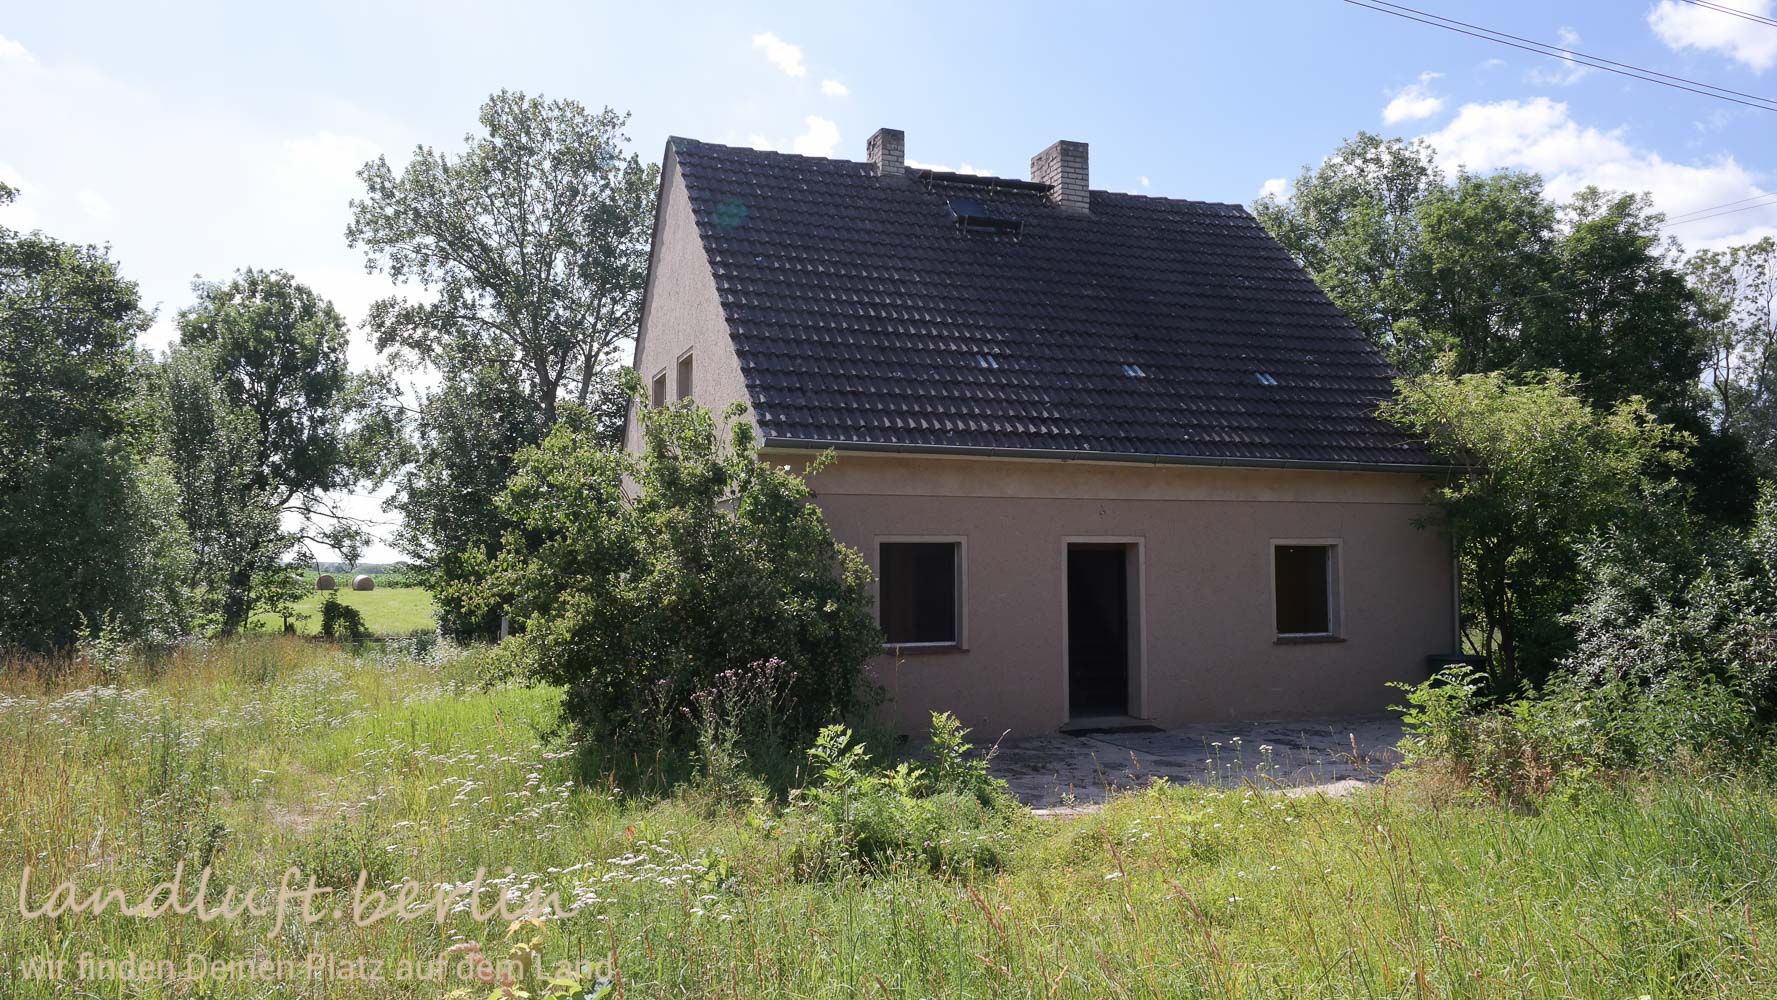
[1067,543,1137,719]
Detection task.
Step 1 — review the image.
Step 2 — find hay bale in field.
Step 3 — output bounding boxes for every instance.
[315,574,336,591]
[351,574,375,591]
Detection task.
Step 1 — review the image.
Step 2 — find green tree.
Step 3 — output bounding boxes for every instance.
[0,192,188,649]
[0,435,191,650]
[1260,135,1747,519]
[0,196,151,494]
[1382,370,1689,693]
[1254,133,1444,372]
[470,398,882,759]
[164,269,394,634]
[1689,237,1777,472]
[347,91,658,638]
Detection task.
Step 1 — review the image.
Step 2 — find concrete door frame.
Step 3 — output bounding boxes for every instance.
[1060,536,1148,725]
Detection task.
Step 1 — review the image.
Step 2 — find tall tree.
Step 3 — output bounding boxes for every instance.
[1254,132,1444,372]
[0,187,190,648]
[1689,237,1777,472]
[1260,134,1746,520]
[347,91,658,638]
[165,269,393,634]
[0,189,149,494]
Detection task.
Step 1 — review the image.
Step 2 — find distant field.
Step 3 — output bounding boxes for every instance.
[251,577,436,635]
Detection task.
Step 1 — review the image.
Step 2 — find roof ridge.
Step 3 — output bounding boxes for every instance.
[672,135,1248,211]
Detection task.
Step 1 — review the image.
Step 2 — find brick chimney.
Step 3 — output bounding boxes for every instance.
[1031,140,1090,212]
[867,128,904,176]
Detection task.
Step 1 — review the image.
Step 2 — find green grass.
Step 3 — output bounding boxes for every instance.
[5,640,1777,997]
[250,583,437,635]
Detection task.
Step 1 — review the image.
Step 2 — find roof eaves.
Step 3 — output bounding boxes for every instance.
[759,435,1452,476]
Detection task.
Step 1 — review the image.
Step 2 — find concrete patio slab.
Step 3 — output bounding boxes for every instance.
[989,717,1405,808]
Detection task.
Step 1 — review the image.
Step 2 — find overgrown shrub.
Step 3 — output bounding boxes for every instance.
[470,398,882,773]
[318,594,368,640]
[1395,665,1752,803]
[1559,483,1777,720]
[790,713,1022,877]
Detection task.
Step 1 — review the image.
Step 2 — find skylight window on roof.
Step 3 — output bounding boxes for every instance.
[948,198,1023,236]
[1254,372,1278,386]
[975,354,999,369]
[1121,364,1147,378]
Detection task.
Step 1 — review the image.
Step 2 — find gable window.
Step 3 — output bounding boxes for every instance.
[1273,542,1339,637]
[650,370,668,408]
[676,352,694,400]
[879,541,961,646]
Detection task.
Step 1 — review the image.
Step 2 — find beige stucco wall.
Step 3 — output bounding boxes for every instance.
[626,146,756,452]
[774,450,1456,738]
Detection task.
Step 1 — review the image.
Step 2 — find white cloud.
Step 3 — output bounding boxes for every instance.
[1259,177,1290,200]
[748,133,773,150]
[0,33,35,66]
[820,79,848,97]
[1421,97,1775,245]
[1527,27,1593,85]
[750,32,807,77]
[1479,57,1507,71]
[1139,176,1151,189]
[1649,0,1777,72]
[75,188,112,222]
[1382,71,1446,125]
[905,158,994,177]
[790,116,839,157]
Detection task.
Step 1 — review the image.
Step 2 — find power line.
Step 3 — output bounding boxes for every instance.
[1672,0,1777,30]
[1664,191,1777,224]
[1662,195,1777,229]
[1340,0,1777,112]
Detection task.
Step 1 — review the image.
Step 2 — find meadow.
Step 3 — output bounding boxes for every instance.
[4,640,1777,998]
[249,578,438,636]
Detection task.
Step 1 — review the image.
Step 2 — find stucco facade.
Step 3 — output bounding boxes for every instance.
[630,142,1458,738]
[772,450,1455,736]
[625,147,757,453]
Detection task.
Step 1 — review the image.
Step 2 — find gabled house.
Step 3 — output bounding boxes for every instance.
[628,128,1458,735]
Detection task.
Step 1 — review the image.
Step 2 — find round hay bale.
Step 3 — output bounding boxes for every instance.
[351,574,375,592]
[315,574,336,591]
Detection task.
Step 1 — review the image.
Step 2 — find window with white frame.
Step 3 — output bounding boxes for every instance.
[878,541,960,645]
[1273,542,1339,637]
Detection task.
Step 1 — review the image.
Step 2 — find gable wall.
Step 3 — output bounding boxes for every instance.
[626,148,755,453]
[773,449,1457,736]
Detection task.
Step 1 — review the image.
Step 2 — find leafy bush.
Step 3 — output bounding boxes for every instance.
[318,593,368,640]
[790,714,1021,877]
[1395,665,1752,803]
[1381,370,1689,692]
[472,398,882,773]
[1561,483,1777,720]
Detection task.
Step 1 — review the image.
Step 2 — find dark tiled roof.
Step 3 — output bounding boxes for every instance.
[669,137,1437,469]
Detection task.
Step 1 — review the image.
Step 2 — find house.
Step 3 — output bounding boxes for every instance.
[627,128,1458,736]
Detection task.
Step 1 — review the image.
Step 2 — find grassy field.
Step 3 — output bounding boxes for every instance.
[4,640,1777,998]
[250,580,437,636]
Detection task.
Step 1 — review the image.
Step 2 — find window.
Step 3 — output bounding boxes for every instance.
[879,541,960,645]
[1274,542,1338,636]
[676,352,694,400]
[650,370,667,408]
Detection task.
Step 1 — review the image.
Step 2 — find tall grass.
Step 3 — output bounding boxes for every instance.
[4,639,1777,997]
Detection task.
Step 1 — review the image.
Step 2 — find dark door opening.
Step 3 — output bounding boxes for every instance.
[1068,545,1129,718]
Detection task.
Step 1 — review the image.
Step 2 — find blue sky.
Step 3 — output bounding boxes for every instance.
[4,0,1776,559]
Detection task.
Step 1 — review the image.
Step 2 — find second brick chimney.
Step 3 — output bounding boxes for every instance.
[1031,140,1090,212]
[867,128,905,176]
